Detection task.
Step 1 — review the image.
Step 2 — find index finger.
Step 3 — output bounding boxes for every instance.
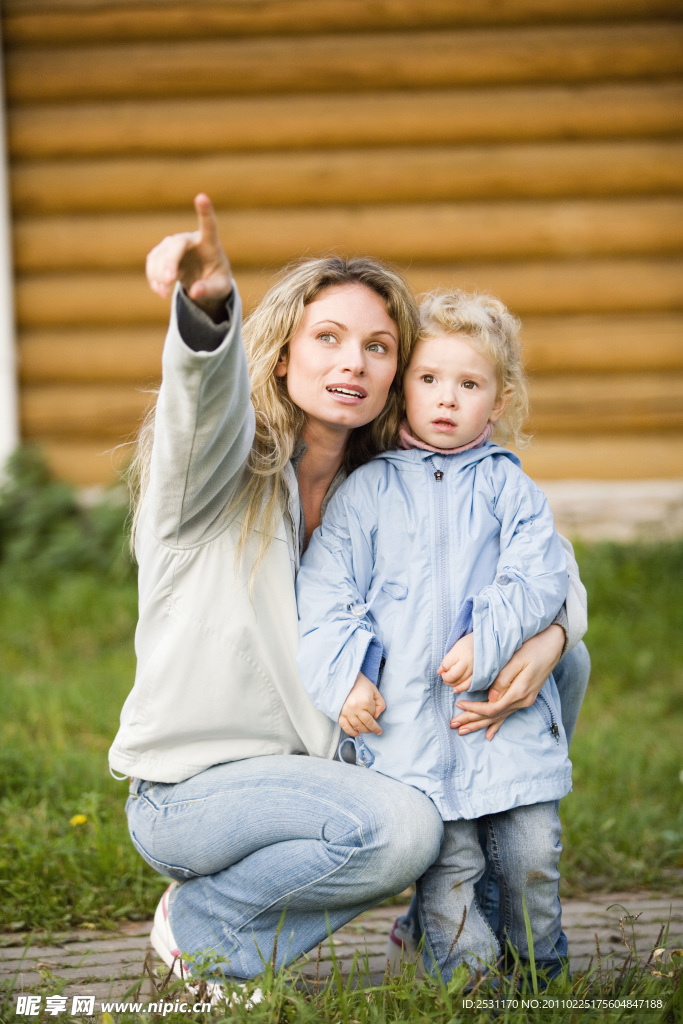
[194,193,219,246]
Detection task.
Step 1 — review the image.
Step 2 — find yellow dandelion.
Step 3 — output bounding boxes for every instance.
[69,813,87,827]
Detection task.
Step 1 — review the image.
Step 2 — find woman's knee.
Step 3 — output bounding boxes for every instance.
[365,784,443,890]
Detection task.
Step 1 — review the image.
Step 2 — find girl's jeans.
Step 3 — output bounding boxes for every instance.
[126,754,443,980]
[399,640,591,958]
[418,802,566,980]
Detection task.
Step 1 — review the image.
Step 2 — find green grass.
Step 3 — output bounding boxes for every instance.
[561,540,683,895]
[1,931,680,1024]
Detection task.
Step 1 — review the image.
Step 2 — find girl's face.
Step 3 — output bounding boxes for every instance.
[403,333,508,449]
[276,283,399,441]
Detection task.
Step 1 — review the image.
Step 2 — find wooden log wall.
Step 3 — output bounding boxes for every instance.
[3,0,683,484]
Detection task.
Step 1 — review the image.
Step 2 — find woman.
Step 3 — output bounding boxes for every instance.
[110,195,588,987]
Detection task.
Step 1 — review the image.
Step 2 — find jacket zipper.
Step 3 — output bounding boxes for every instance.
[430,459,459,812]
[535,690,560,743]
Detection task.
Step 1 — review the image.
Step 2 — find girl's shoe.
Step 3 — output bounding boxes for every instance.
[385,915,420,973]
[150,883,262,1008]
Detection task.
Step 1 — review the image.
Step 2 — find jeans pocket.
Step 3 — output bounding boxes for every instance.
[126,793,201,882]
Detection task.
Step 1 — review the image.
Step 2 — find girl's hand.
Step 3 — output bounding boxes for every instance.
[339,672,386,737]
[450,624,565,741]
[145,193,233,321]
[438,633,474,692]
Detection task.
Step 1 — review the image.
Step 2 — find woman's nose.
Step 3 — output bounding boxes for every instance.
[340,343,367,375]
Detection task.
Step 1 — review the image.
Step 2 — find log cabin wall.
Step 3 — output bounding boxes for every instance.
[3,0,683,485]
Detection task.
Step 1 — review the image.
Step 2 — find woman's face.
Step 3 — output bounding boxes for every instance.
[276,283,399,440]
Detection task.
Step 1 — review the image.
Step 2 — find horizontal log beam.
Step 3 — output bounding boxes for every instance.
[521,314,683,373]
[13,199,683,273]
[15,259,683,328]
[19,327,165,383]
[21,384,151,437]
[6,1,680,46]
[514,433,683,479]
[10,83,683,159]
[17,314,683,383]
[39,438,130,486]
[36,432,683,486]
[13,140,683,215]
[21,373,683,439]
[7,24,683,102]
[529,372,683,433]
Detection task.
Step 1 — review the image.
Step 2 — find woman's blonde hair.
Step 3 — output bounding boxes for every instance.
[416,290,530,447]
[129,255,419,566]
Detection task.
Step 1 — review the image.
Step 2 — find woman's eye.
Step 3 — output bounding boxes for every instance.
[318,332,336,344]
[367,342,388,354]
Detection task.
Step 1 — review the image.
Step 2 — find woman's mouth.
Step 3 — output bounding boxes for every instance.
[326,384,368,403]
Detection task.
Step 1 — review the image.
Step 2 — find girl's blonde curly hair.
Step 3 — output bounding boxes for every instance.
[416,289,530,447]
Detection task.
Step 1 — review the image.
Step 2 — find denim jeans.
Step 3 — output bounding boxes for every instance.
[398,640,590,951]
[126,754,443,980]
[417,801,567,980]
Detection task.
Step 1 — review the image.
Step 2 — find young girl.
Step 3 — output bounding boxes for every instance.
[296,290,573,981]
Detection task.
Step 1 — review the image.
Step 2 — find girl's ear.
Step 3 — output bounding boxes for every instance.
[275,350,288,378]
[489,388,511,424]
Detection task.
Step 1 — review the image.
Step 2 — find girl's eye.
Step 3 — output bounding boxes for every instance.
[462,380,477,389]
[421,374,436,384]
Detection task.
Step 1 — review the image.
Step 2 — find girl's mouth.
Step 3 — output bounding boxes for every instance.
[432,418,456,429]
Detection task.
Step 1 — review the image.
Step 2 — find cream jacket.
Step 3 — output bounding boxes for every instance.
[108,287,339,782]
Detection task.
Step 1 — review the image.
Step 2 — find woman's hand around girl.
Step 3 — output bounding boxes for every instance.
[145,193,233,322]
[338,672,386,738]
[450,623,565,741]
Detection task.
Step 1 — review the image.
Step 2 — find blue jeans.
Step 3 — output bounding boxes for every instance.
[126,755,443,980]
[418,802,567,980]
[399,641,590,953]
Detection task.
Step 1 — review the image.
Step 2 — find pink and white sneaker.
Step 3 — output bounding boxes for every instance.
[149,883,262,1008]
[150,883,186,979]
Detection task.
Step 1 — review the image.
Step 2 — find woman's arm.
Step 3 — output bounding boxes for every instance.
[559,534,588,653]
[452,536,588,739]
[450,472,587,740]
[142,195,256,547]
[451,623,566,740]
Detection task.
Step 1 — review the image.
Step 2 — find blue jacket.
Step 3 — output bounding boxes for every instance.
[296,443,572,820]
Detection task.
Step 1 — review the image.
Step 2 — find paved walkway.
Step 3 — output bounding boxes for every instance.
[1,890,681,1009]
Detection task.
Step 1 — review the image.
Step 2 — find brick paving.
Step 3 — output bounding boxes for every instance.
[1,890,681,1008]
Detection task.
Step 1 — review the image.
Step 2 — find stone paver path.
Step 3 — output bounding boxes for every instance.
[1,891,681,1009]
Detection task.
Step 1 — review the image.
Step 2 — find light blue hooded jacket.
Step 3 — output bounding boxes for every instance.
[296,442,573,820]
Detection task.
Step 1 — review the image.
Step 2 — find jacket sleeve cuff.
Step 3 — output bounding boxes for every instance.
[176,286,235,352]
[360,637,384,685]
[552,603,570,654]
[444,597,474,654]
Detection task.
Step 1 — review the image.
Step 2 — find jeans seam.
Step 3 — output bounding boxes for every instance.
[229,842,361,935]
[485,815,514,940]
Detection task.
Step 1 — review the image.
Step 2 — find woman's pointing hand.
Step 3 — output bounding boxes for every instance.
[145,193,233,321]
